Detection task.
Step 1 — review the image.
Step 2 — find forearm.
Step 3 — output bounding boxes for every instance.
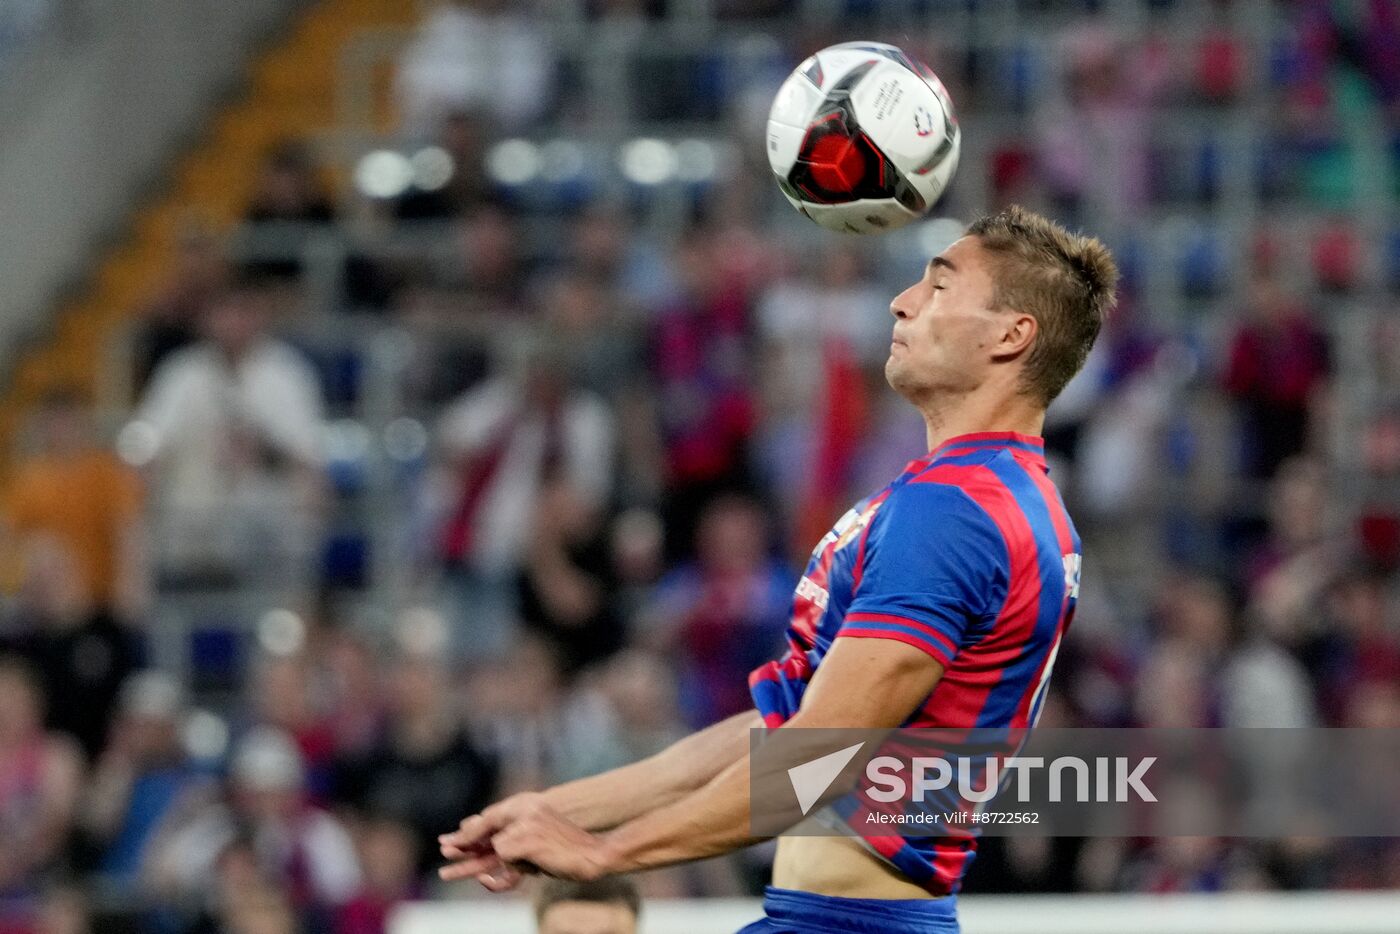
[598,709,870,872]
[603,750,760,873]
[544,709,759,830]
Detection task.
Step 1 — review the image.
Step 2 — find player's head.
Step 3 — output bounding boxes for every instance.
[886,205,1117,412]
[534,877,640,934]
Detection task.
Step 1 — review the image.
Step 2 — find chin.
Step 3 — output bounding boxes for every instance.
[884,359,917,399]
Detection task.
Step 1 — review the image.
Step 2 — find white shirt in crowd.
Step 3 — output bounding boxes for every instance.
[435,376,614,577]
[134,339,325,512]
[396,3,553,134]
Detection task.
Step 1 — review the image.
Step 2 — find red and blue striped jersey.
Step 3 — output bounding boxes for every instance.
[748,431,1081,895]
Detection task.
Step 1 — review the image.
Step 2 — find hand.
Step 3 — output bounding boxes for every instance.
[439,795,621,889]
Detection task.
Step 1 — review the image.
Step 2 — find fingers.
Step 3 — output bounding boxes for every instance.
[477,864,525,892]
[439,796,559,888]
[437,851,503,880]
[440,796,540,849]
[438,813,497,850]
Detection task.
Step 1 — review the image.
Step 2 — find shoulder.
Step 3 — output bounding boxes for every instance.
[880,468,1001,535]
[867,469,1012,572]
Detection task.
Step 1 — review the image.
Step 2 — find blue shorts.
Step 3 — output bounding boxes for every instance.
[736,886,960,934]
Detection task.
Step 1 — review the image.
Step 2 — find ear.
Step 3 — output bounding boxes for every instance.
[989,312,1037,362]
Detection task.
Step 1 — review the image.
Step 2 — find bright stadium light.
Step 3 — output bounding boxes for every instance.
[675,139,719,182]
[486,139,541,185]
[410,146,454,191]
[539,139,586,183]
[183,709,230,762]
[396,606,450,657]
[257,608,306,656]
[620,138,678,185]
[116,420,159,466]
[355,149,414,199]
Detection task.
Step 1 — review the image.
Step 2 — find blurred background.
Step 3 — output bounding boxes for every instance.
[0,0,1399,931]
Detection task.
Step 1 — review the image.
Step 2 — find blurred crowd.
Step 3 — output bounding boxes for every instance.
[3,1,1400,931]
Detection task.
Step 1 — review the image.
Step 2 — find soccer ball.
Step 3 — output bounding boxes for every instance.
[766,41,960,234]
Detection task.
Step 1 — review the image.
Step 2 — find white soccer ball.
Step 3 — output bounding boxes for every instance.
[766,41,961,234]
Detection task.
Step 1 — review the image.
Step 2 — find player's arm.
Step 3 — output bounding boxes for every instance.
[441,483,999,886]
[437,708,756,877]
[439,639,943,884]
[541,708,760,830]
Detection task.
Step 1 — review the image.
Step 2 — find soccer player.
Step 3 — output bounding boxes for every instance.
[439,206,1118,933]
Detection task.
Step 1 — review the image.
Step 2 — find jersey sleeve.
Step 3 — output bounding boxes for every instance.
[838,481,1009,667]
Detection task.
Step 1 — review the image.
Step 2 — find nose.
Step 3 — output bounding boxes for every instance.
[890,282,918,319]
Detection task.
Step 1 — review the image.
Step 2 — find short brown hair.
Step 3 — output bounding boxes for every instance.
[966,206,1118,405]
[534,877,641,922]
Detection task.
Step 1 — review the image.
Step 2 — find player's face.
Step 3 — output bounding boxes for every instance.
[885,236,1004,403]
[537,902,637,934]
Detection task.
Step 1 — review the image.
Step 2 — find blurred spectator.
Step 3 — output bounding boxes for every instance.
[1245,457,1337,616]
[1222,273,1332,479]
[132,226,229,392]
[642,496,790,728]
[80,672,215,891]
[553,649,684,784]
[563,205,674,315]
[185,837,297,934]
[464,635,566,792]
[332,625,498,876]
[430,203,529,313]
[319,630,388,760]
[1035,27,1166,225]
[396,0,554,134]
[242,144,336,282]
[394,110,496,220]
[755,245,886,550]
[148,728,360,915]
[0,658,84,912]
[533,877,641,934]
[1308,569,1400,724]
[232,728,360,912]
[129,279,326,588]
[245,144,334,226]
[518,478,627,677]
[2,537,139,759]
[1294,0,1400,116]
[1194,26,1245,106]
[647,232,759,559]
[609,508,666,623]
[537,271,641,401]
[334,818,420,934]
[2,390,145,618]
[433,348,614,660]
[34,885,90,934]
[246,652,338,799]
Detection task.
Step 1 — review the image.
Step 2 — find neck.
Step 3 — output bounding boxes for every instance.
[918,389,1045,453]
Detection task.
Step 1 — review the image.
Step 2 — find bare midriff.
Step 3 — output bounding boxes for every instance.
[771,834,944,900]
